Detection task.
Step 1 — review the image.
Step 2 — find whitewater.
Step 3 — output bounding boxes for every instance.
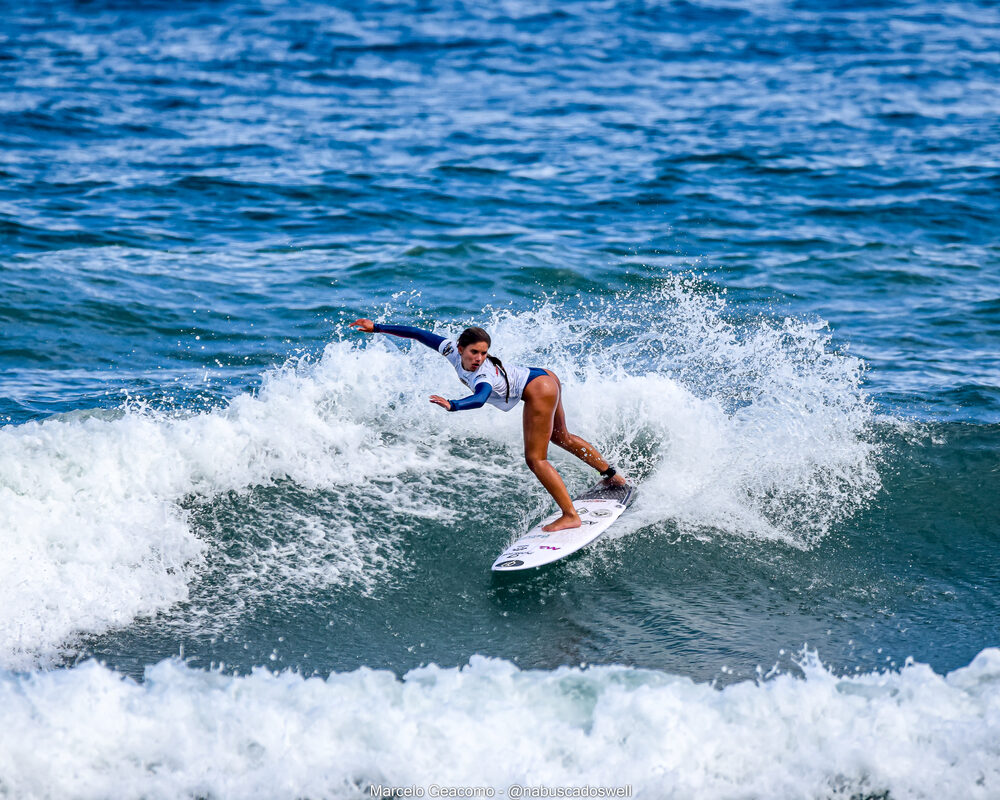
[1,651,998,799]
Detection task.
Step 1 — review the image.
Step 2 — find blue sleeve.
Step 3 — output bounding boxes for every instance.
[448,382,492,412]
[372,323,446,351]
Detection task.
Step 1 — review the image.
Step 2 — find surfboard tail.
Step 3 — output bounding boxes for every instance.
[574,479,638,507]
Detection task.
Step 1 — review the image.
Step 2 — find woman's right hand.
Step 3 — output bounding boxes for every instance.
[349,319,375,333]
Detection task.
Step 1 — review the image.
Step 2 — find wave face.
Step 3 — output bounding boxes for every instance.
[0,280,881,670]
[1,649,999,800]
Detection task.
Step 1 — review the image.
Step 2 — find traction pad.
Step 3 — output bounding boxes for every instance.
[575,480,638,506]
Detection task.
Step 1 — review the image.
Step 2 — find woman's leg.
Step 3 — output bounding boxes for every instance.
[545,371,627,485]
[521,375,581,531]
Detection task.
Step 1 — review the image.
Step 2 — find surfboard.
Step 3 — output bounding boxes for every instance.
[491,480,637,574]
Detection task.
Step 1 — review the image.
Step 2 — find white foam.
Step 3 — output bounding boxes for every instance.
[0,648,997,799]
[0,343,463,669]
[0,277,882,667]
[475,279,881,546]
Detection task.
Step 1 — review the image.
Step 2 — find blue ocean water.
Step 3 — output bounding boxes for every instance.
[1,1,999,797]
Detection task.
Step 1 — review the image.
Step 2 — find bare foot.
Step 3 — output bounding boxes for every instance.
[542,513,582,532]
[604,473,627,487]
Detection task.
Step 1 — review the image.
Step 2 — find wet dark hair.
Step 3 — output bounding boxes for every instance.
[457,326,510,403]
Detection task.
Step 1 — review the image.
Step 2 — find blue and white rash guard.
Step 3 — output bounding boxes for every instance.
[372,323,531,412]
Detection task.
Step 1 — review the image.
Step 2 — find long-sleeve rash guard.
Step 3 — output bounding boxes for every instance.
[371,323,445,351]
[448,381,492,411]
[372,323,493,411]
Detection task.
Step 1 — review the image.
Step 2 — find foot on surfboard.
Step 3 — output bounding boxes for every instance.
[541,513,582,532]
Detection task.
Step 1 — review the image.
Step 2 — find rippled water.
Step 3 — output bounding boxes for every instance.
[2,1,999,797]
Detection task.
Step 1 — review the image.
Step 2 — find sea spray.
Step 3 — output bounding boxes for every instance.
[473,276,882,544]
[0,278,882,668]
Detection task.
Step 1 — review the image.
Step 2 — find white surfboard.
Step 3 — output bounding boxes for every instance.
[491,480,637,574]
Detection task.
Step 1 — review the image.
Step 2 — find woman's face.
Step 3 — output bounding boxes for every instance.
[458,341,489,371]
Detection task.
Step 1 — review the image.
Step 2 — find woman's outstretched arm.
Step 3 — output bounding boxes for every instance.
[349,319,445,350]
[430,382,492,412]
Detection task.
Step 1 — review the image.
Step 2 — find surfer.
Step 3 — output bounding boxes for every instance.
[350,319,627,531]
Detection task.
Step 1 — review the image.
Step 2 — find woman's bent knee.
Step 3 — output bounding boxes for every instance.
[525,456,548,472]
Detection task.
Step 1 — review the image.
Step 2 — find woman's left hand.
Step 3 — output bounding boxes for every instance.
[429,395,452,411]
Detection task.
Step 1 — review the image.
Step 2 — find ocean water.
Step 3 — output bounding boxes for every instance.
[1,1,999,797]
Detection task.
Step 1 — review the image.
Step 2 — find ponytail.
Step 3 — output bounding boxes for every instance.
[458,326,510,403]
[487,355,511,404]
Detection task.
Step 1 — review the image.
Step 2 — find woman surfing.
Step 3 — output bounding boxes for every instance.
[349,319,628,532]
